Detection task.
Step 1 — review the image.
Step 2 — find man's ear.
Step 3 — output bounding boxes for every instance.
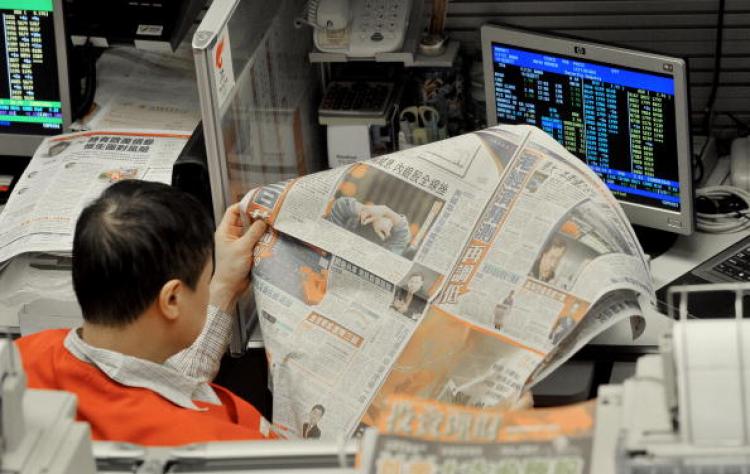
[157,279,183,322]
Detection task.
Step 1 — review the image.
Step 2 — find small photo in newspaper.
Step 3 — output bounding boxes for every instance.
[323,163,445,260]
[389,263,442,321]
[524,170,549,194]
[363,306,541,426]
[528,201,633,291]
[253,230,331,307]
[547,297,590,346]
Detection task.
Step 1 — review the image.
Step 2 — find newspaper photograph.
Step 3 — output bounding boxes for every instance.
[0,130,190,266]
[240,124,654,439]
[359,395,596,474]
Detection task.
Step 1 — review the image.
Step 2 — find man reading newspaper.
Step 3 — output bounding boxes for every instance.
[16,181,274,445]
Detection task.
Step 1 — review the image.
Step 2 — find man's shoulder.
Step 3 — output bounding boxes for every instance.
[329,197,358,221]
[15,329,73,389]
[16,328,70,355]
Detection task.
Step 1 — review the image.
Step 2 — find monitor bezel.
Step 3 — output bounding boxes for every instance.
[0,0,72,157]
[481,24,694,235]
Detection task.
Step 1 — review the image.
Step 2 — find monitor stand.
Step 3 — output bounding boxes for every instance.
[633,225,679,259]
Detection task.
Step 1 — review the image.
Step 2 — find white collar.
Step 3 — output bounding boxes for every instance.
[64,328,220,410]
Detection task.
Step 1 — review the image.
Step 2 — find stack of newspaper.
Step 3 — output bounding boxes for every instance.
[358,395,598,473]
[0,130,190,332]
[240,124,654,440]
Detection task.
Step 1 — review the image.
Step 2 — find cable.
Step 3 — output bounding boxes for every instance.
[72,40,98,121]
[695,185,750,233]
[702,0,727,136]
[693,142,706,184]
[724,112,750,136]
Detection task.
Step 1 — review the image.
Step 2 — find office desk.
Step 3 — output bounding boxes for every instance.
[590,228,750,349]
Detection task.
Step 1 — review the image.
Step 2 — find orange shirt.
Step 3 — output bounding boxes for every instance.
[16,329,273,446]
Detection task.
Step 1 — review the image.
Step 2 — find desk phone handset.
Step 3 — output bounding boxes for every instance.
[310,0,412,57]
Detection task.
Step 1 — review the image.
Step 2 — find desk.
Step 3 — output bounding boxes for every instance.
[590,228,750,349]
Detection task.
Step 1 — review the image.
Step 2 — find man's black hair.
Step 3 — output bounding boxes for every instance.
[311,404,325,415]
[72,180,214,326]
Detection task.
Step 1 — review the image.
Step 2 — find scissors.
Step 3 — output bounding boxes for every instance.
[399,106,440,146]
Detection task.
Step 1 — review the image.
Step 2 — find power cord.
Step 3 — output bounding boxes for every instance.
[695,185,750,233]
[701,0,727,136]
[693,0,726,183]
[724,112,750,136]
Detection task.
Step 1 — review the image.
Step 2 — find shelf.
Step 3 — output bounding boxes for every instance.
[308,1,459,68]
[310,37,459,68]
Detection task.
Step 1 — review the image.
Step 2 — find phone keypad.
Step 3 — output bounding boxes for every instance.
[349,0,412,56]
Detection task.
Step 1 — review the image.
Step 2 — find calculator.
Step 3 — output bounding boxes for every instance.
[318,81,395,120]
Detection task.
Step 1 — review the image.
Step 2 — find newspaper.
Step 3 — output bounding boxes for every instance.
[358,395,597,473]
[240,124,653,439]
[0,130,190,267]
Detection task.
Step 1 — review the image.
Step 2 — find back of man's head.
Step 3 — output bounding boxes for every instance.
[73,180,214,326]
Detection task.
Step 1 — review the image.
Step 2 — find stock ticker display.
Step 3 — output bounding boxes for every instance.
[491,43,680,211]
[0,0,62,135]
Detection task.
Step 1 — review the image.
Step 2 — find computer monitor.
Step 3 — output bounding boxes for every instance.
[481,25,694,235]
[0,0,71,157]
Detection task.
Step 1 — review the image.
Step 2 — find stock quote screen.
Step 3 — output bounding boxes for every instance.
[0,0,62,135]
[491,43,680,211]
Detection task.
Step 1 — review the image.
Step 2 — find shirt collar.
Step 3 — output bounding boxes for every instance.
[64,328,220,410]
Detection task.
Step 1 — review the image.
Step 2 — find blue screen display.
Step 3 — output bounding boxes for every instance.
[491,43,681,211]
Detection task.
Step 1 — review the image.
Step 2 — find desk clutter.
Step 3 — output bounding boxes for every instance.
[319,65,467,167]
[398,105,446,148]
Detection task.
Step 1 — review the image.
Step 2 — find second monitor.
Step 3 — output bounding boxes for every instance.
[481,25,693,236]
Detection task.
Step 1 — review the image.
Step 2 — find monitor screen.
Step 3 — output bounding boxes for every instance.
[0,0,63,136]
[490,42,680,213]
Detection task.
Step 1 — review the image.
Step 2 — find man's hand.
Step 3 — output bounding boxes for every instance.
[392,296,408,313]
[371,216,394,240]
[360,204,400,240]
[210,203,268,313]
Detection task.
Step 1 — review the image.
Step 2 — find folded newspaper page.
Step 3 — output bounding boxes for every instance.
[358,395,597,473]
[240,124,653,439]
[0,130,190,266]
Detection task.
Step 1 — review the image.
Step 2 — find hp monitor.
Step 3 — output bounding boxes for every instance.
[481,25,693,235]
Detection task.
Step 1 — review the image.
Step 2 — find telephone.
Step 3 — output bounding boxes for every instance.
[310,0,412,57]
[731,136,750,191]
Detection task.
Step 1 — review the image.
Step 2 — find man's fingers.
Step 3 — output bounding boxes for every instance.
[512,392,534,411]
[238,219,268,249]
[217,203,242,234]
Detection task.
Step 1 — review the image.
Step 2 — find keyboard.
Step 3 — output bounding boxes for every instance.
[656,234,750,318]
[711,247,750,281]
[690,235,750,283]
[318,81,395,119]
